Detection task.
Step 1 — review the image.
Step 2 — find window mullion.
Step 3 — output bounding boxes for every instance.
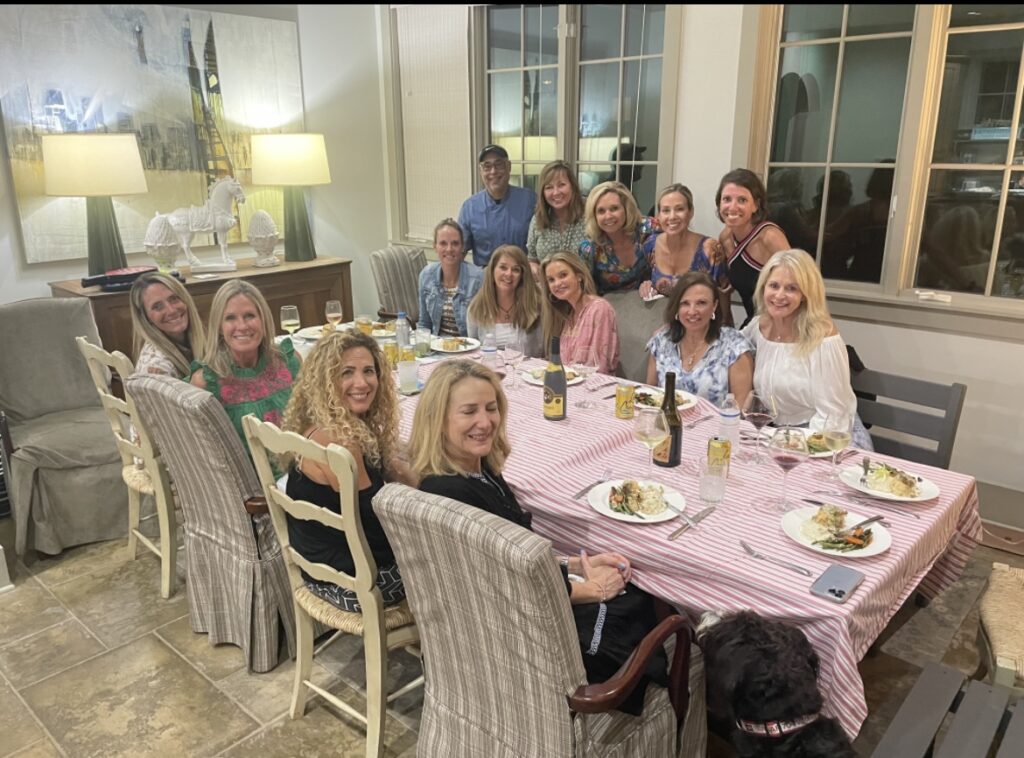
[559,5,577,165]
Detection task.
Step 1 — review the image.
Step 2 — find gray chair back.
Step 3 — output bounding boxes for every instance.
[369,245,427,323]
[851,368,967,469]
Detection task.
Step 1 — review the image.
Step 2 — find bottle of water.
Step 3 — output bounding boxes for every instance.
[482,331,497,351]
[481,332,500,372]
[719,392,741,449]
[395,311,410,349]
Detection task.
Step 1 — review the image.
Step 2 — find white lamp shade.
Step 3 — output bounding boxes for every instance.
[42,133,148,197]
[251,133,331,186]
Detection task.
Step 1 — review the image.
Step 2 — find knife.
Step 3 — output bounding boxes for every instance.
[667,505,716,540]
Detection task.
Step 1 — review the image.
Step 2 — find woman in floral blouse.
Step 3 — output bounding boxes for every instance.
[578,181,657,294]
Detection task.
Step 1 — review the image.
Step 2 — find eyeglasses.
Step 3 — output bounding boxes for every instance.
[479,161,507,173]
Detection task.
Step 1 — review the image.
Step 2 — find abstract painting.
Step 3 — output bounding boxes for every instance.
[0,5,303,263]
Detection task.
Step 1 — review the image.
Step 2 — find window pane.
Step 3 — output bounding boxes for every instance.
[625,4,665,57]
[767,166,825,258]
[577,164,605,198]
[781,5,843,43]
[824,167,893,283]
[994,171,1024,299]
[524,70,557,161]
[622,58,661,161]
[578,62,620,161]
[833,38,910,163]
[951,5,1024,29]
[524,5,557,67]
[628,169,657,219]
[915,169,1001,293]
[932,30,1024,164]
[490,71,522,150]
[521,168,540,195]
[581,5,622,61]
[488,6,521,69]
[846,5,914,36]
[771,44,839,163]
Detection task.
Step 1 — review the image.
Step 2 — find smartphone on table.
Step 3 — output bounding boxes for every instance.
[810,564,865,604]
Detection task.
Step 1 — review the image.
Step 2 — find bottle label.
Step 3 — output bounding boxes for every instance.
[653,437,670,463]
[543,387,565,419]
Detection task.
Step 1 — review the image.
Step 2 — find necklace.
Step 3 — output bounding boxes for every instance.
[496,301,514,321]
[679,340,708,370]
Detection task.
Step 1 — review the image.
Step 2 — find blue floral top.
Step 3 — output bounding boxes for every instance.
[646,326,752,407]
[578,217,658,294]
[641,233,731,294]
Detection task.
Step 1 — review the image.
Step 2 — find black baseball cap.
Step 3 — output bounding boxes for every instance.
[478,144,509,162]
[610,143,647,161]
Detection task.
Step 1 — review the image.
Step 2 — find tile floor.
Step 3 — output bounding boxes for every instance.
[2,514,1021,757]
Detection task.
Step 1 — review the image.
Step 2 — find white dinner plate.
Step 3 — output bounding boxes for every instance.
[838,465,940,502]
[633,387,699,412]
[430,337,481,353]
[295,323,353,341]
[781,506,892,558]
[587,480,684,524]
[521,368,584,386]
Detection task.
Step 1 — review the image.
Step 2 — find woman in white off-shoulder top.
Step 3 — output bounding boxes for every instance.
[741,249,873,449]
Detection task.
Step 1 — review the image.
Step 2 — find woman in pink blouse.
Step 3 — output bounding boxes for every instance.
[540,251,620,374]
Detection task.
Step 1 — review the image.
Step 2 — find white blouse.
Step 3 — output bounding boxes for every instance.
[741,317,857,432]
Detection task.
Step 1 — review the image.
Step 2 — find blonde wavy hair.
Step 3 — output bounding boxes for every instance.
[409,360,510,478]
[584,181,642,242]
[202,280,281,377]
[467,245,540,333]
[129,272,205,377]
[539,251,599,353]
[282,331,398,470]
[753,249,833,356]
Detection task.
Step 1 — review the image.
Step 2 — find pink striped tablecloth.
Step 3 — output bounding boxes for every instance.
[398,357,982,739]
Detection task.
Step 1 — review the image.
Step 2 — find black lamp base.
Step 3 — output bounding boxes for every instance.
[283,186,317,261]
[85,196,129,276]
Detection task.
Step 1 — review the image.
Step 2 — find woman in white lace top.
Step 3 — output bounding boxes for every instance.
[129,272,205,379]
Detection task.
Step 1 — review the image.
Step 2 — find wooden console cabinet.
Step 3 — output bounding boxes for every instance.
[49,257,353,360]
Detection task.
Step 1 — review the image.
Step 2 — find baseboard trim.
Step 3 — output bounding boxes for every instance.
[980,519,1024,557]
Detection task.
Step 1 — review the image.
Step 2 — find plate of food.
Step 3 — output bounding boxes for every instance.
[782,504,891,558]
[805,432,838,459]
[430,336,481,354]
[295,323,353,341]
[521,367,584,386]
[839,458,940,502]
[633,387,699,412]
[587,479,684,524]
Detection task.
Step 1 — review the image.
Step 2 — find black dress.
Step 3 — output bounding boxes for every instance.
[728,221,783,325]
[420,468,668,715]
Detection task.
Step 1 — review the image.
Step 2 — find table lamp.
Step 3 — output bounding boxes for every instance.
[42,133,148,276]
[251,133,331,261]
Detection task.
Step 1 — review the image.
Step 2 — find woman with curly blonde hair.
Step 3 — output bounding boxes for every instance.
[281,330,413,612]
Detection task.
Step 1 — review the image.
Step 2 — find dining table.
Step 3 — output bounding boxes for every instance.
[396,355,982,740]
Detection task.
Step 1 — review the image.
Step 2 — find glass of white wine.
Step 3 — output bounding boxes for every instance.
[501,332,525,390]
[633,407,669,483]
[280,305,300,339]
[822,412,853,481]
[325,300,343,328]
[572,345,600,409]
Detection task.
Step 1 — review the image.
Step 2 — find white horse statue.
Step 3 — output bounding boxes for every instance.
[161,177,246,270]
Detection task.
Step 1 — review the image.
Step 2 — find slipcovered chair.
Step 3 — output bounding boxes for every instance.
[244,417,422,757]
[125,374,294,673]
[76,337,179,599]
[369,244,427,324]
[0,298,127,555]
[373,483,707,758]
[603,291,665,381]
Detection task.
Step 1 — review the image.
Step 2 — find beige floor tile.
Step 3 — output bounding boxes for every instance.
[217,656,336,724]
[23,539,129,589]
[8,738,61,758]
[0,678,45,757]
[22,635,257,757]
[0,580,68,643]
[154,615,246,682]
[48,551,187,648]
[0,618,105,688]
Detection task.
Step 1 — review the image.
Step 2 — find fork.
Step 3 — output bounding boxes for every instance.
[739,540,814,577]
[573,468,613,500]
[811,490,922,520]
[683,413,713,429]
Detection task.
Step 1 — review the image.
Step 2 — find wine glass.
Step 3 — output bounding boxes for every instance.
[821,412,853,481]
[280,305,300,339]
[501,333,525,390]
[768,426,809,512]
[572,345,600,408]
[325,300,343,327]
[633,407,669,483]
[742,391,777,464]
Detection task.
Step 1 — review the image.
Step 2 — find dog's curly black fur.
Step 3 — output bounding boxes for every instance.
[698,611,856,757]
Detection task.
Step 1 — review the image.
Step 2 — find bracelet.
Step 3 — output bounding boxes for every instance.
[559,556,570,570]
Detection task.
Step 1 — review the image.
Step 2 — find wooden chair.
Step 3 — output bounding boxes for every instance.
[76,337,178,598]
[369,244,426,324]
[243,417,422,757]
[850,369,967,469]
[871,661,1021,758]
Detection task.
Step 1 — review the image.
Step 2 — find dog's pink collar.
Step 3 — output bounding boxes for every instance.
[736,713,819,737]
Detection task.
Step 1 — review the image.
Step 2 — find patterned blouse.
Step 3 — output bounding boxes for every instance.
[578,216,658,294]
[526,216,588,261]
[440,287,460,336]
[559,296,620,374]
[134,341,186,379]
[642,233,732,294]
[646,326,752,407]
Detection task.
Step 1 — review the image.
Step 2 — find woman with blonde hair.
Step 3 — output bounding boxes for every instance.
[191,280,300,448]
[740,249,872,449]
[409,360,667,716]
[467,244,543,357]
[129,272,205,378]
[578,181,656,294]
[526,160,587,263]
[541,251,619,374]
[282,331,412,612]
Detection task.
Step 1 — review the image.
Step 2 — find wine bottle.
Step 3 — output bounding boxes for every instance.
[653,372,682,467]
[543,336,567,421]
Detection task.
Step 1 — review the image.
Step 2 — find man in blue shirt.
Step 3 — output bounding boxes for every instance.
[458,145,537,267]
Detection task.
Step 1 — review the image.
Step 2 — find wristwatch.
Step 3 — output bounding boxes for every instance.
[558,556,570,570]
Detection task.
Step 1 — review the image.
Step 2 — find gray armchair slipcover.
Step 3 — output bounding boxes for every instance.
[0,298,127,555]
[369,244,427,323]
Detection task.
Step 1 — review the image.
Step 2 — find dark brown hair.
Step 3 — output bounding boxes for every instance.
[664,271,723,344]
[714,168,768,224]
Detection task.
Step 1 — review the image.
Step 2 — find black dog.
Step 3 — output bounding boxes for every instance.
[698,611,855,757]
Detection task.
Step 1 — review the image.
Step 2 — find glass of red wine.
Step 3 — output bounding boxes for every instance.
[742,391,777,464]
[768,426,809,512]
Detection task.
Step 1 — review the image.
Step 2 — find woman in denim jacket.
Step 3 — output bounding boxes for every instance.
[418,218,484,336]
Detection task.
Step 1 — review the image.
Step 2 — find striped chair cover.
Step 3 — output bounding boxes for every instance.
[373,483,706,757]
[125,374,294,673]
[369,245,427,323]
